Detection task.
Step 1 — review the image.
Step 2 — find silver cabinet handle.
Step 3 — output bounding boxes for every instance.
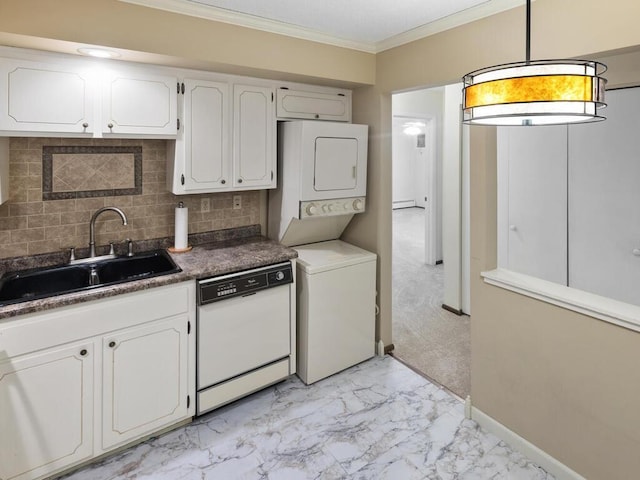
[82,122,89,128]
[509,225,517,231]
[108,123,114,129]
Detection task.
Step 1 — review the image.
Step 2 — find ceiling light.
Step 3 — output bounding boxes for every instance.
[403,126,422,136]
[462,0,606,126]
[77,48,120,59]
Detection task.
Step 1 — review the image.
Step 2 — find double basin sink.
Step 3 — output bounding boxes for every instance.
[0,249,181,307]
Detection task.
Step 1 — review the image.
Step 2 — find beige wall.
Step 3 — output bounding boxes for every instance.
[2,0,640,477]
[0,0,375,87]
[370,1,640,478]
[0,138,260,258]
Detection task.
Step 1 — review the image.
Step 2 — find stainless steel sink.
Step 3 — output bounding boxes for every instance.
[0,249,181,306]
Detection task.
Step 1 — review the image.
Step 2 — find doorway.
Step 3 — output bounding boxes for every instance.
[390,85,470,399]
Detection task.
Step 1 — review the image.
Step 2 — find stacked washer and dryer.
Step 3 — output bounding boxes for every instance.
[269,120,376,385]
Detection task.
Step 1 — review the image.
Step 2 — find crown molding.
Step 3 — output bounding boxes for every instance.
[119,0,526,54]
[375,0,527,52]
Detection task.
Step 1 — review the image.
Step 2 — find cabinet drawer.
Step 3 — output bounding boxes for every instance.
[0,282,194,358]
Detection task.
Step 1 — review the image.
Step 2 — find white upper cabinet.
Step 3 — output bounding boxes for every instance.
[168,79,276,194]
[276,87,351,122]
[102,71,178,137]
[0,59,94,135]
[173,78,230,193]
[233,84,276,189]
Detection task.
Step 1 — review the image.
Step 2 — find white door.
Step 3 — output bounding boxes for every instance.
[299,122,368,200]
[568,88,640,305]
[0,60,94,135]
[314,137,358,191]
[102,315,189,450]
[183,78,230,191]
[0,341,94,480]
[497,125,568,285]
[233,84,276,189]
[102,71,177,136]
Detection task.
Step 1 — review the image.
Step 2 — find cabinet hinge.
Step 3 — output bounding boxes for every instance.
[187,395,191,408]
[280,86,289,90]
[177,118,180,130]
[181,82,185,95]
[271,170,274,181]
[181,174,185,185]
[338,93,346,97]
[187,320,191,334]
[271,92,274,102]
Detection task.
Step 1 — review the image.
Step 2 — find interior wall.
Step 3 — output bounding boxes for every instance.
[392,89,443,261]
[371,1,640,478]
[0,0,375,87]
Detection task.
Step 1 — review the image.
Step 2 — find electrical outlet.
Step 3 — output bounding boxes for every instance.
[201,198,210,213]
[233,195,242,210]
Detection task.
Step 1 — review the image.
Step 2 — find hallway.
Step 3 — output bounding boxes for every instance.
[391,207,470,398]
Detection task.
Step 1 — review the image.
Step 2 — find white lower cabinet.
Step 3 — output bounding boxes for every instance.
[102,316,189,450]
[0,282,195,480]
[0,341,94,480]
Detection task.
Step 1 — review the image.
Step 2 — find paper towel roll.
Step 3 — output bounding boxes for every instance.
[174,202,188,250]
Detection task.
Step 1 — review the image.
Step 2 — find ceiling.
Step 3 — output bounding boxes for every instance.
[120,0,525,53]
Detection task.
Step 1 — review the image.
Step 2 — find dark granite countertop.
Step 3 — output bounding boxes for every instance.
[0,225,297,320]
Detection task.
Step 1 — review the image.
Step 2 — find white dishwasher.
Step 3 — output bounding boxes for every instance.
[196,262,294,416]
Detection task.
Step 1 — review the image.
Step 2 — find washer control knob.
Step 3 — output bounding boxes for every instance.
[353,199,363,211]
[306,203,317,216]
[275,271,285,281]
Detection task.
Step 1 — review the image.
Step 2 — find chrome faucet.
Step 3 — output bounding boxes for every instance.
[89,207,128,257]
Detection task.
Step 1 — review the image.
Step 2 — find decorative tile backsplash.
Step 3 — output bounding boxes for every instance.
[43,145,142,200]
[0,138,261,259]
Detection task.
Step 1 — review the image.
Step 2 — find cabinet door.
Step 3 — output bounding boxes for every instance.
[0,342,93,480]
[102,71,177,137]
[183,78,230,191]
[568,88,640,305]
[233,84,276,189]
[276,88,351,122]
[0,60,94,135]
[497,125,568,284]
[102,315,189,450]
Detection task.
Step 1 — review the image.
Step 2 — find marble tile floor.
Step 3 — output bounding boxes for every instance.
[60,356,554,480]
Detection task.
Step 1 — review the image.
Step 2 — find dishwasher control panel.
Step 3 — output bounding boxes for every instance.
[198,262,293,305]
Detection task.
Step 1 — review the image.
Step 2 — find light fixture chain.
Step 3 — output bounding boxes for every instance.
[526,0,531,64]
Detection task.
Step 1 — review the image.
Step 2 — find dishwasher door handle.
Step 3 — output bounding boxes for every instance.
[242,292,257,298]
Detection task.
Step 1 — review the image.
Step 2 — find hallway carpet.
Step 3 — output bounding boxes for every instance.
[392,207,471,399]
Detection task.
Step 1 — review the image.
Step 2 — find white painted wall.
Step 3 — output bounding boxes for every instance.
[442,84,463,313]
[392,89,444,261]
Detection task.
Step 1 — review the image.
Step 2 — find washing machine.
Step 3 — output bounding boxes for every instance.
[293,239,376,385]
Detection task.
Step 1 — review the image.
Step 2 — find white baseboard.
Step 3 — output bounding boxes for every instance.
[471,407,586,480]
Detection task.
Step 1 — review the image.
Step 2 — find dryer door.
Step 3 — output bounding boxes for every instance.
[314,136,358,191]
[300,122,368,200]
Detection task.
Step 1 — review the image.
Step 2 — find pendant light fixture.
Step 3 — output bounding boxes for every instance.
[462,0,606,126]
